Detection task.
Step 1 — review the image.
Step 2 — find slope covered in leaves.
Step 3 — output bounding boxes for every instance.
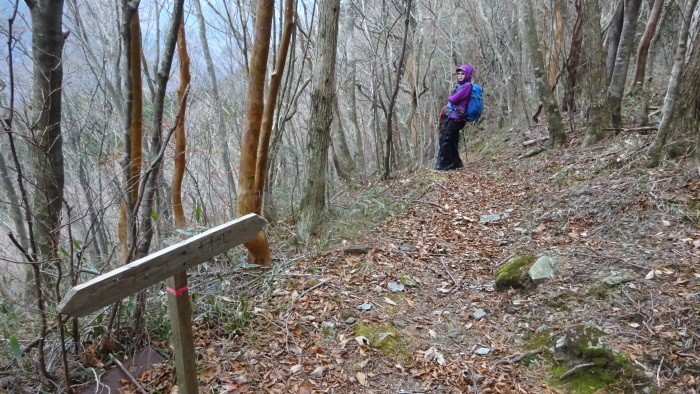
[131,128,699,393]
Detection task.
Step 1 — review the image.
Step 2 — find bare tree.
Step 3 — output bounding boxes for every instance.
[297,0,340,239]
[172,20,191,228]
[605,0,625,84]
[382,0,413,179]
[582,0,613,145]
[237,0,275,264]
[27,0,67,262]
[630,0,665,96]
[607,0,642,128]
[647,0,700,167]
[193,0,238,218]
[521,0,566,146]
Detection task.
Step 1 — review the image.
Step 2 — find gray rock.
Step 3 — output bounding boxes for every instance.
[357,303,372,311]
[320,322,337,339]
[475,347,490,355]
[601,273,634,286]
[345,317,357,324]
[388,281,405,293]
[473,309,487,320]
[528,256,558,283]
[479,214,501,224]
[400,242,414,251]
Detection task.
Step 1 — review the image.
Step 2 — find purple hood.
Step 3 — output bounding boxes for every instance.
[456,64,473,84]
[446,64,474,119]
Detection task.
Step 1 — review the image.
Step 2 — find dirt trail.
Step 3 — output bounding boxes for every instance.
[133,131,699,393]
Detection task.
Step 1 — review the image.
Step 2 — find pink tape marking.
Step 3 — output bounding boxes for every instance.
[166,285,189,296]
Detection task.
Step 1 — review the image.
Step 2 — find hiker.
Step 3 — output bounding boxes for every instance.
[435,64,474,171]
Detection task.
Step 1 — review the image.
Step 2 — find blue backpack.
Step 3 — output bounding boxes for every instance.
[444,83,484,123]
[465,83,483,122]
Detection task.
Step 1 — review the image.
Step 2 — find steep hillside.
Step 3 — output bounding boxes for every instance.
[112,127,700,393]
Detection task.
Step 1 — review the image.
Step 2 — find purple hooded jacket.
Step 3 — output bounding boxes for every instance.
[446,64,474,120]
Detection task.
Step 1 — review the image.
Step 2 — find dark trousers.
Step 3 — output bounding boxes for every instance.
[435,117,466,170]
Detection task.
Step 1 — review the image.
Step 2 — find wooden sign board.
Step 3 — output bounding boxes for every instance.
[58,213,267,317]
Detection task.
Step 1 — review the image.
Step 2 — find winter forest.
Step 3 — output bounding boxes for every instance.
[1,0,700,392]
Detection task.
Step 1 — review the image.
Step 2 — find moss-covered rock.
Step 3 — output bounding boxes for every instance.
[524,323,646,393]
[398,277,419,288]
[353,323,412,365]
[339,309,359,321]
[495,254,535,292]
[319,322,337,339]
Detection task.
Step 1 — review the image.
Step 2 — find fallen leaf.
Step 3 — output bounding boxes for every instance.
[405,299,415,307]
[645,269,663,279]
[423,347,446,365]
[694,239,700,249]
[629,323,640,329]
[356,372,367,386]
[310,366,325,378]
[384,297,397,306]
[234,374,249,384]
[290,364,302,374]
[309,346,323,354]
[428,329,437,338]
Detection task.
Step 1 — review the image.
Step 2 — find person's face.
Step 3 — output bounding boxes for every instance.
[456,70,466,81]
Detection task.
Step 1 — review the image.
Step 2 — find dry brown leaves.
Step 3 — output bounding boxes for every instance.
[134,131,699,393]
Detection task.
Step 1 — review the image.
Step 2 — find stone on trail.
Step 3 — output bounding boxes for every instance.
[479,214,501,224]
[528,256,558,283]
[388,281,405,293]
[473,308,487,320]
[475,347,491,355]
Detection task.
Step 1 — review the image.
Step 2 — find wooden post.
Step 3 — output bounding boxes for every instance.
[57,214,266,394]
[166,271,197,393]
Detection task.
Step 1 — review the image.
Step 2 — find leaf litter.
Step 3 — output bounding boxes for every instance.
[133,132,699,393]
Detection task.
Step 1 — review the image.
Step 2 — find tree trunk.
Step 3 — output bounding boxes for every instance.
[521,0,567,146]
[237,0,274,263]
[135,0,185,258]
[0,149,28,249]
[630,0,665,96]
[29,0,66,262]
[477,1,516,124]
[342,1,365,174]
[607,0,642,129]
[582,0,613,145]
[647,0,699,167]
[638,4,668,125]
[605,0,625,85]
[562,0,584,113]
[255,0,295,212]
[172,20,190,229]
[77,159,108,257]
[331,95,357,181]
[297,0,340,240]
[548,0,565,87]
[192,0,237,219]
[24,0,66,384]
[118,1,141,264]
[383,0,412,179]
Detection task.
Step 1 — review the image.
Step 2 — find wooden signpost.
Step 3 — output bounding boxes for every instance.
[58,213,267,393]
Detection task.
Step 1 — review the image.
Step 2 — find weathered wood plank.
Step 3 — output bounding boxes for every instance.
[166,271,198,393]
[58,214,266,317]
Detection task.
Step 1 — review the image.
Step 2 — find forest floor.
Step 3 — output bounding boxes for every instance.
[127,126,698,393]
